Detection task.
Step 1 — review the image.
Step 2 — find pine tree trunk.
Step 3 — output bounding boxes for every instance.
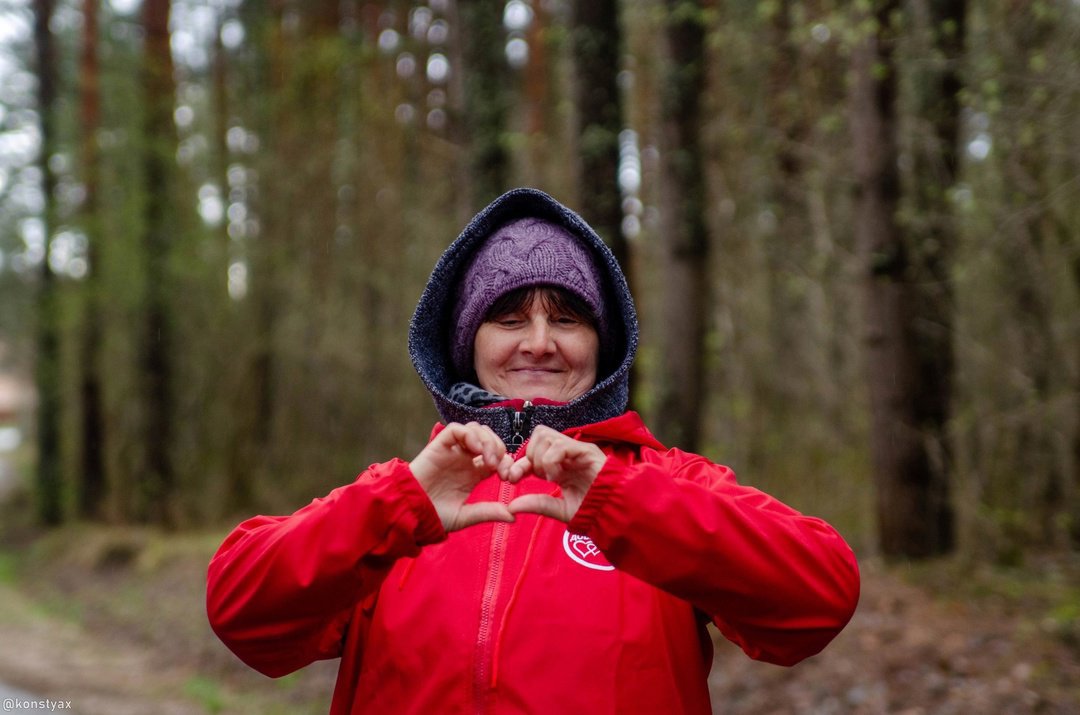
[907,0,966,536]
[33,0,63,526]
[458,0,512,209]
[656,0,709,452]
[139,0,178,525]
[77,0,107,520]
[569,0,628,268]
[851,1,954,559]
[569,0,637,399]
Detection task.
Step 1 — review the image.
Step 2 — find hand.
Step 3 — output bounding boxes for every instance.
[505,425,606,523]
[409,422,515,532]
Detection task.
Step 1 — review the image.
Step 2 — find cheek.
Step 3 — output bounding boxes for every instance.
[473,327,508,371]
[570,333,600,373]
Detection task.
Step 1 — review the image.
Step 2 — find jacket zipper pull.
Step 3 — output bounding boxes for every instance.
[508,400,533,451]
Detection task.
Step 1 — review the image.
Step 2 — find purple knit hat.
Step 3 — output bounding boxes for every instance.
[450,217,609,378]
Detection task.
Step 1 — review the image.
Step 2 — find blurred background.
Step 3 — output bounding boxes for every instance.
[0,0,1078,713]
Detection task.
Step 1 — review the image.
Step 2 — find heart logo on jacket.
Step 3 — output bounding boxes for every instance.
[563,532,614,571]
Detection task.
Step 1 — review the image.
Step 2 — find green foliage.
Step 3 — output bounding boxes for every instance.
[0,552,16,585]
[184,676,226,714]
[0,0,1075,566]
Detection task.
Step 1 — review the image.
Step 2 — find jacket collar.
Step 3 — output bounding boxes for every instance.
[429,410,666,451]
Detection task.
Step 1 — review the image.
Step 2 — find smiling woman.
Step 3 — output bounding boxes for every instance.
[207,188,861,715]
[472,287,600,404]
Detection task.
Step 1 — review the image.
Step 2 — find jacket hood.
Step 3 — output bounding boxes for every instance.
[409,188,638,444]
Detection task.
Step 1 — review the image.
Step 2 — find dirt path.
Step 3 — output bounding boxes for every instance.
[0,540,1078,714]
[0,581,201,715]
[709,561,1080,714]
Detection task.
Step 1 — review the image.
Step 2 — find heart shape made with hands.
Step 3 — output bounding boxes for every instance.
[411,422,606,531]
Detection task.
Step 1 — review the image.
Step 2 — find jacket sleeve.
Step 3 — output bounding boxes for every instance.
[568,446,860,667]
[206,458,446,677]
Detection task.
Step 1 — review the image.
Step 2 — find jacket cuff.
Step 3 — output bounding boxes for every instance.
[567,457,623,536]
[377,458,447,546]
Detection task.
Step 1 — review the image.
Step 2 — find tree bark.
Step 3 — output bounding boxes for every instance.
[656,0,709,452]
[569,0,628,269]
[569,0,637,399]
[851,1,955,559]
[139,0,178,525]
[458,0,512,210]
[77,0,107,520]
[33,0,63,525]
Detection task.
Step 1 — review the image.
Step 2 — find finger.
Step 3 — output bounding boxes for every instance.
[452,423,497,470]
[524,425,557,457]
[453,502,515,530]
[508,494,569,522]
[508,456,533,483]
[535,440,572,482]
[525,426,569,476]
[469,424,507,469]
[495,453,514,480]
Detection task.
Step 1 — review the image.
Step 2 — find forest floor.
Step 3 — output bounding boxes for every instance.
[0,520,1079,715]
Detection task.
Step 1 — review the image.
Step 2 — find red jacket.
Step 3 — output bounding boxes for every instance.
[207,412,859,714]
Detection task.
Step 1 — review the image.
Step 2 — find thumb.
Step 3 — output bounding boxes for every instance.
[450,502,516,531]
[508,494,570,523]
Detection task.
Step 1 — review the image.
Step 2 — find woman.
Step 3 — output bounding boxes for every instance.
[207,188,860,714]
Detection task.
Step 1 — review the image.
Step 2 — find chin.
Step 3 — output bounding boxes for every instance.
[505,384,564,402]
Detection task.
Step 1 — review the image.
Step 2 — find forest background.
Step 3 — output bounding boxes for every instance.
[0,0,1079,711]
[2,0,1077,559]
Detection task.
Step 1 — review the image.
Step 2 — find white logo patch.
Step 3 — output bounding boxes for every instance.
[563,531,615,571]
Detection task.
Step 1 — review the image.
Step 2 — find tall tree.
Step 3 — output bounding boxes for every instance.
[851,0,955,558]
[569,0,629,269]
[32,0,62,525]
[458,0,512,210]
[905,0,966,544]
[139,0,178,524]
[656,0,709,451]
[77,0,107,519]
[235,0,286,508]
[569,0,637,402]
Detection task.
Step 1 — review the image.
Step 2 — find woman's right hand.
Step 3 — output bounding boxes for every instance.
[409,422,515,532]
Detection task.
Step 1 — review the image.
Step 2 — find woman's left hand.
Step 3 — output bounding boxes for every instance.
[504,425,606,522]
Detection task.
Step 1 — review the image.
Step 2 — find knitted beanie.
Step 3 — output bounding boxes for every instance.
[450,217,610,378]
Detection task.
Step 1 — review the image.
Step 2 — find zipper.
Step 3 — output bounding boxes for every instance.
[474,411,532,713]
[506,400,534,450]
[474,479,512,713]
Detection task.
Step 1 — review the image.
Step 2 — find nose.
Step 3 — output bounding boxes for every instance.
[520,317,555,356]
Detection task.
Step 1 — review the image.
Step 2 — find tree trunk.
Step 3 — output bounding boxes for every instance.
[1072,253,1080,546]
[851,1,954,559]
[569,0,637,399]
[656,0,709,452]
[33,0,63,526]
[569,0,628,268]
[760,0,815,419]
[139,0,178,525]
[77,0,107,521]
[458,0,512,210]
[907,0,966,513]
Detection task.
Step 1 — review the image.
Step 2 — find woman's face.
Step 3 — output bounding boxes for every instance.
[473,291,599,403]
